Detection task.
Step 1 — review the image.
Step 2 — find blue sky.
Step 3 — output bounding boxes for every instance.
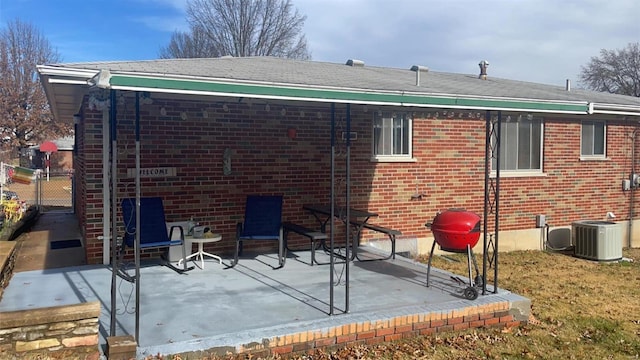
[1,0,639,86]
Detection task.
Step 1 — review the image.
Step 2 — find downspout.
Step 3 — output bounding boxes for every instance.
[92,69,113,265]
[630,128,637,248]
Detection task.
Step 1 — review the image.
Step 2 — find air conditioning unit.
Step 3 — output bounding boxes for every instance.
[571,221,622,261]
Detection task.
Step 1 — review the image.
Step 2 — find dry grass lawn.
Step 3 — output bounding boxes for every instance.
[177,248,640,360]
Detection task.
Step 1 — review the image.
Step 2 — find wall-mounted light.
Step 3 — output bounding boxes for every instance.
[222,104,229,112]
[280,108,287,116]
[160,107,167,116]
[181,112,188,120]
[202,110,208,118]
[265,103,270,112]
[300,110,305,117]
[287,127,297,140]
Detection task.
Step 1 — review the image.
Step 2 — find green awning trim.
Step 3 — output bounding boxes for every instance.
[110,75,589,113]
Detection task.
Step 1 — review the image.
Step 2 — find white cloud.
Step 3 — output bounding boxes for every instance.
[294,0,640,85]
[128,0,189,33]
[133,15,189,33]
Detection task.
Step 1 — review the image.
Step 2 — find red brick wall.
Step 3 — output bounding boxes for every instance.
[77,95,636,264]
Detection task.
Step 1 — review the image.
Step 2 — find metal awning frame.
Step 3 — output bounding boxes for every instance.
[37,64,640,343]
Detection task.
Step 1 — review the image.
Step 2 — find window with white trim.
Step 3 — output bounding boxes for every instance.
[581,120,606,158]
[372,112,412,160]
[492,114,543,171]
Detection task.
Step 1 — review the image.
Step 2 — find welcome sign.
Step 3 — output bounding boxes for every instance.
[126,167,176,178]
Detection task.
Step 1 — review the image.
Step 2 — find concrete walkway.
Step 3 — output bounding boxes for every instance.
[12,211,86,272]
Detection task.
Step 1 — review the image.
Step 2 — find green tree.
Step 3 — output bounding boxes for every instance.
[579,42,640,97]
[159,0,311,60]
[0,19,70,157]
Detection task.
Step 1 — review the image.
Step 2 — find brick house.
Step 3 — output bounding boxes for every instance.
[38,57,640,265]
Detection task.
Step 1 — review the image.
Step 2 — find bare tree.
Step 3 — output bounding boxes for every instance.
[579,42,640,97]
[159,0,311,60]
[0,19,69,154]
[158,26,222,59]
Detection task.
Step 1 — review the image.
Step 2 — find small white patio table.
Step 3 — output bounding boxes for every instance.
[178,233,223,269]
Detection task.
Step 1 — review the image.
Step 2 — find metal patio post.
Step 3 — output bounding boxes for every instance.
[345,103,351,313]
[134,92,142,341]
[109,89,118,337]
[329,103,335,315]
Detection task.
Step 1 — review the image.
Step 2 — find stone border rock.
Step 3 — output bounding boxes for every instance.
[0,301,101,359]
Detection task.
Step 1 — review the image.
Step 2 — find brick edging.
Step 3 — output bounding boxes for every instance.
[178,300,527,358]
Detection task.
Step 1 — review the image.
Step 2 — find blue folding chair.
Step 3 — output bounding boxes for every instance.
[119,197,193,281]
[230,195,285,268]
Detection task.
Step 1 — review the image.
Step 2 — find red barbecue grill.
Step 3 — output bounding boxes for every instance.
[425,209,483,300]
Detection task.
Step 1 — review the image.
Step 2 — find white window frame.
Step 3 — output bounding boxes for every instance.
[491,114,544,175]
[371,111,413,162]
[580,120,606,159]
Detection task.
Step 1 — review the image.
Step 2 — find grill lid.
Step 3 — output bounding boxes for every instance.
[427,209,482,252]
[429,209,481,234]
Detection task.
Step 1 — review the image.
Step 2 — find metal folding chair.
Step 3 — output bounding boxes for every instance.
[230,195,285,269]
[118,197,193,282]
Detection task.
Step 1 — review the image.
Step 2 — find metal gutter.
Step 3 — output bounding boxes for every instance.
[37,65,101,82]
[105,74,590,114]
[590,103,640,116]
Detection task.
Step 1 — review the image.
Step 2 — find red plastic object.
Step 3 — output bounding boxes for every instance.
[428,209,481,252]
[39,141,58,153]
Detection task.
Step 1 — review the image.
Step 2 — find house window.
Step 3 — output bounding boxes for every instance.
[581,120,606,158]
[492,114,543,172]
[372,112,412,160]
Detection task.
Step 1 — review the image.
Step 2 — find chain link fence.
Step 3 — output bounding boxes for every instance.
[1,163,73,219]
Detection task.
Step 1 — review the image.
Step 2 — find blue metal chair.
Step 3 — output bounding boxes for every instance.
[119,197,193,281]
[231,195,285,268]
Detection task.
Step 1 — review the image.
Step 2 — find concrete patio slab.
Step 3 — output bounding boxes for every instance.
[0,247,530,358]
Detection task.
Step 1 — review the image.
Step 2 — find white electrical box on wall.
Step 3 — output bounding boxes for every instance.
[623,179,631,191]
[536,214,546,228]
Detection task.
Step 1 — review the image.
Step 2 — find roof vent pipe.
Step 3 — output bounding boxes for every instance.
[346,59,365,67]
[566,79,571,91]
[478,60,489,80]
[410,65,429,86]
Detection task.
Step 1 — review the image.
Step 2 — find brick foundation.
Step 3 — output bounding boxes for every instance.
[179,300,526,358]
